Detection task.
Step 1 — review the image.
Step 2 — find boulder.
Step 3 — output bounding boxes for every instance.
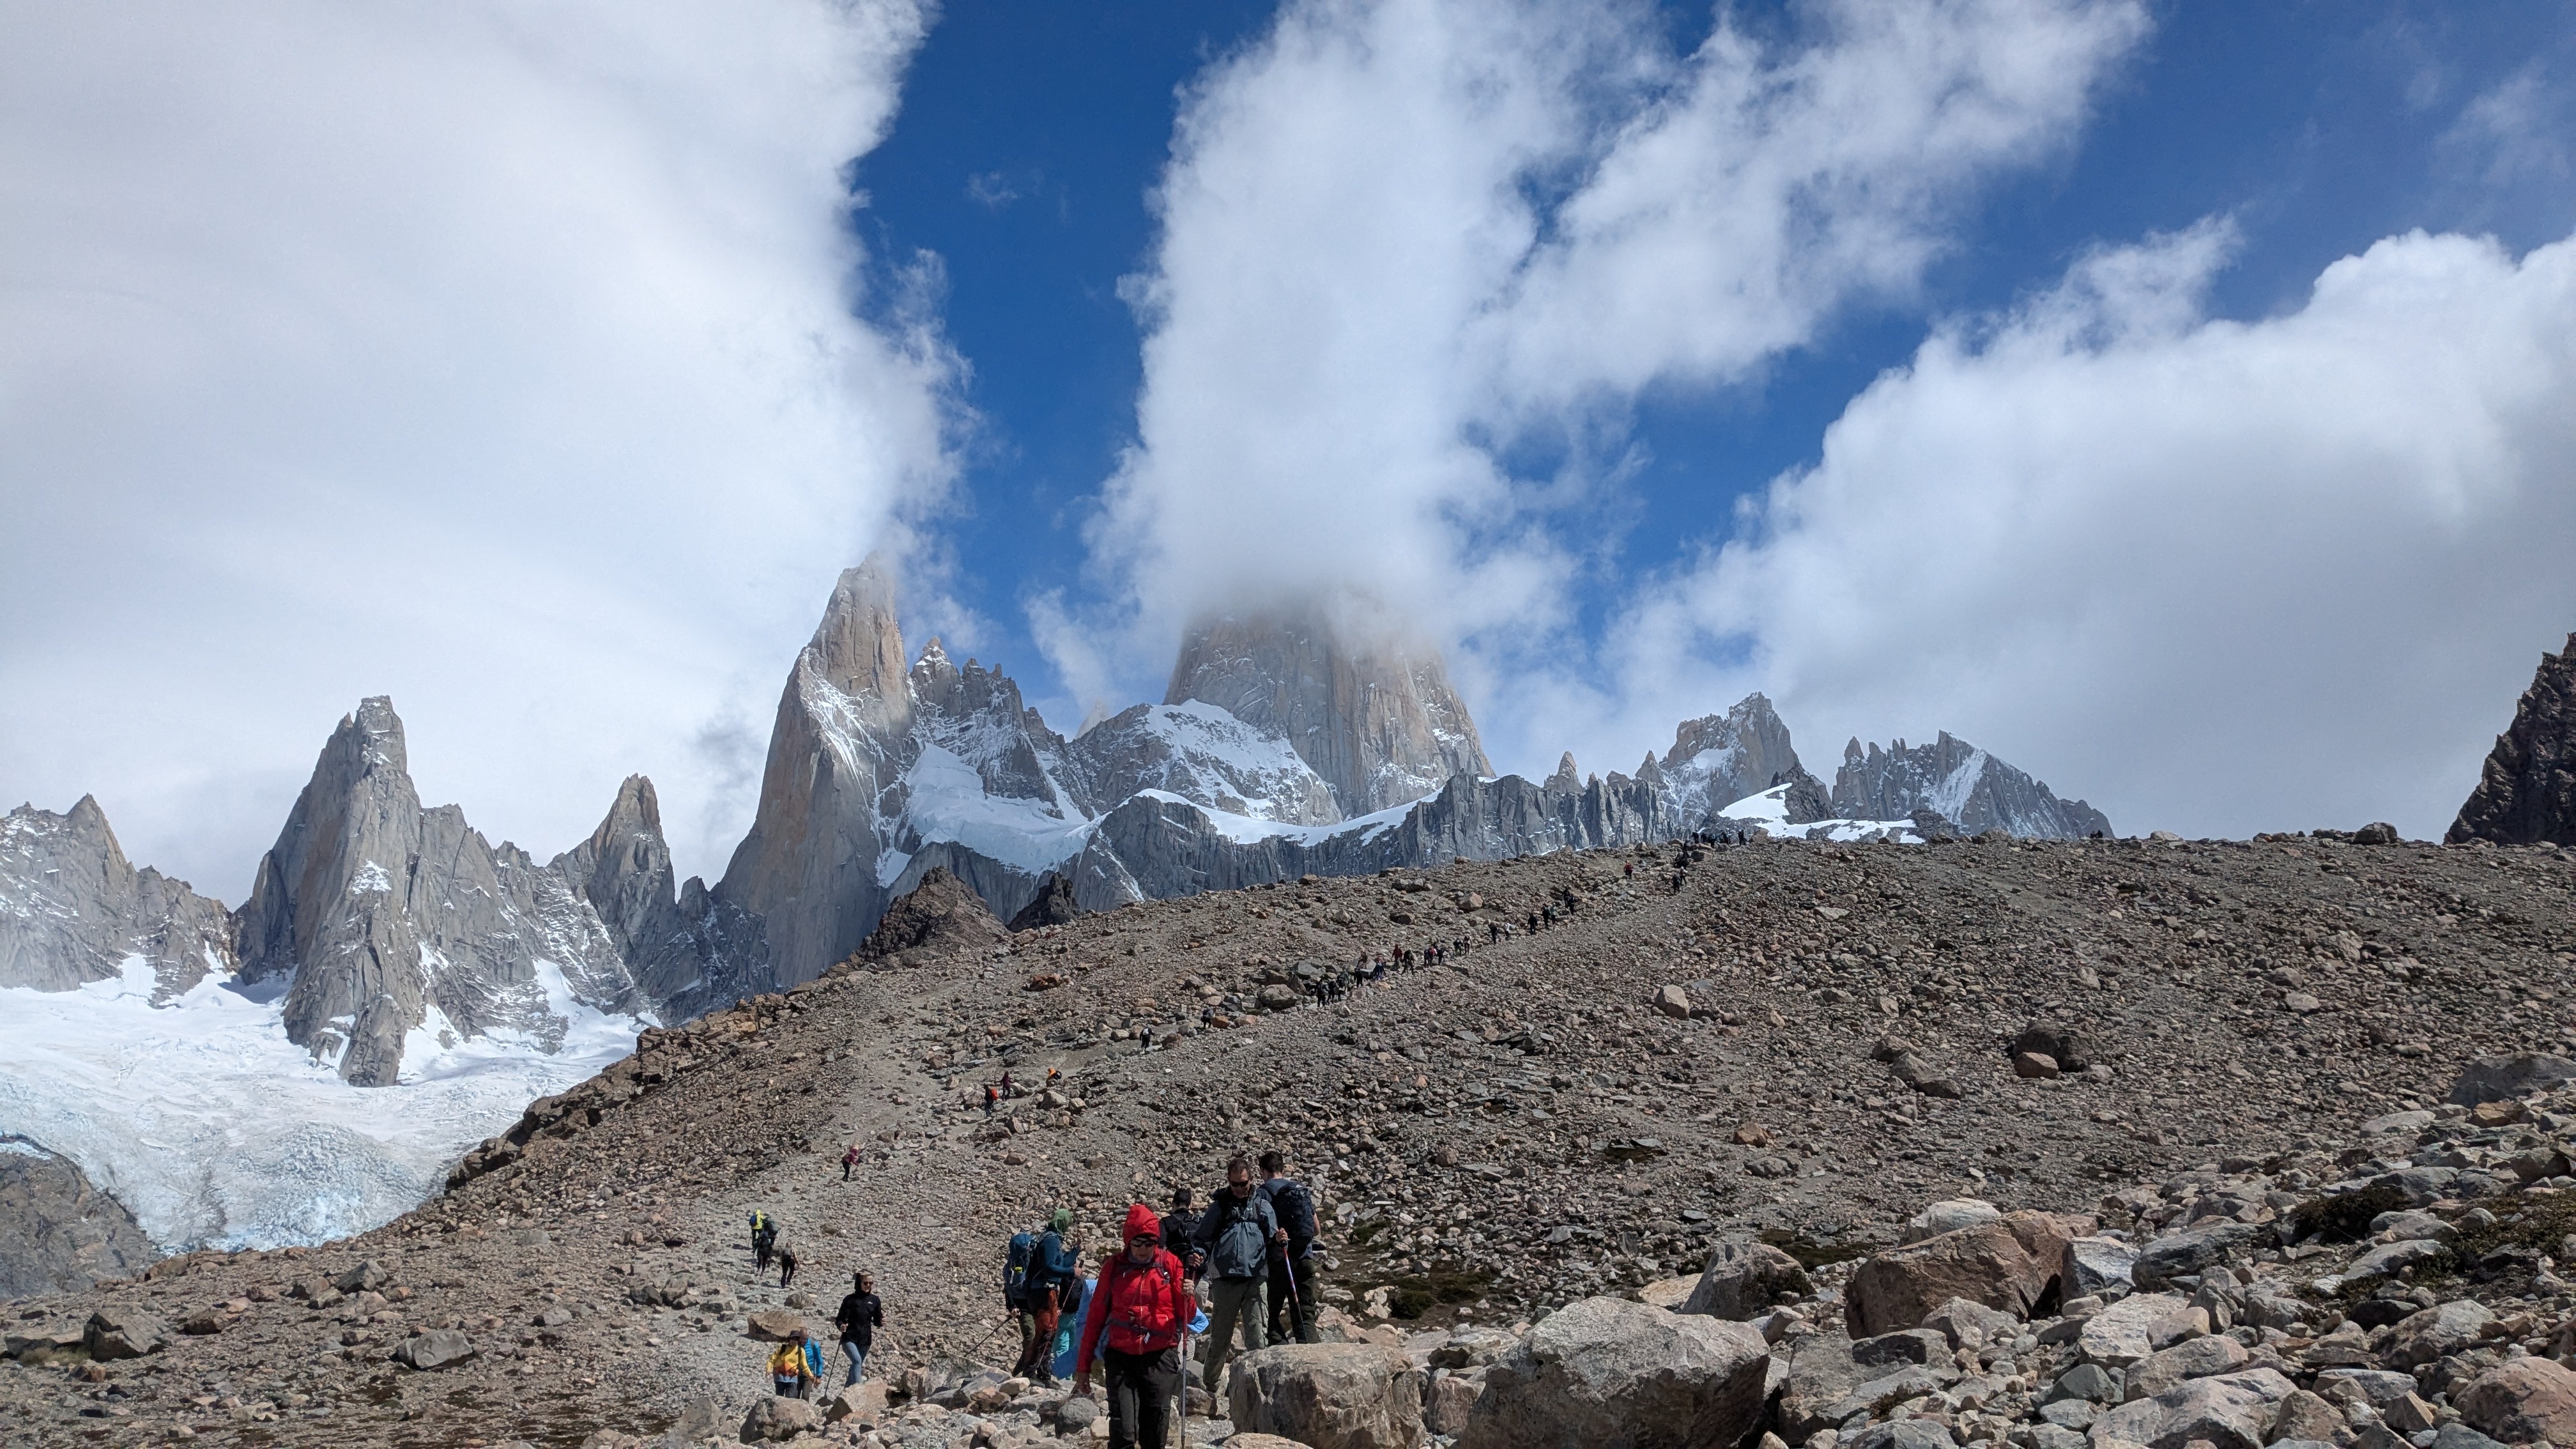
[1820,1365,1955,1424]
[2076,1293,2201,1367]
[1656,985,1695,1018]
[2312,1370,2424,1407]
[1775,1333,1865,1441]
[2434,1425,2513,1449]
[745,1309,807,1342]
[2457,1358,2576,1446]
[1922,1296,2020,1352]
[1226,1342,1425,1449]
[392,1329,477,1370]
[82,1306,167,1360]
[1425,1374,1481,1437]
[822,1382,888,1422]
[2014,1052,2063,1079]
[2132,1222,2263,1291]
[2012,1022,2110,1073]
[1636,1276,1699,1312]
[2050,1364,2118,1404]
[2092,1367,2296,1449]
[1454,1297,1769,1449]
[2346,1239,2450,1284]
[2270,1388,2345,1445]
[740,1394,820,1442]
[1057,1396,1101,1432]
[1681,1239,1812,1319]
[2385,1300,2494,1370]
[2065,1237,2140,1298]
[2122,1334,2250,1400]
[1904,1199,2003,1244]
[1844,1422,1957,1449]
[2445,1055,2576,1107]
[1846,1211,2071,1335]
[1853,1329,1949,1368]
[334,1259,391,1293]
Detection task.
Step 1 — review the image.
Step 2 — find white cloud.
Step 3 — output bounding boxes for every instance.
[0,0,953,892]
[1071,0,2147,703]
[1614,224,2576,838]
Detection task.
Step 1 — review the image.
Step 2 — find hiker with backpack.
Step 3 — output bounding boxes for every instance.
[776,1239,800,1291]
[841,1144,861,1181]
[747,1211,779,1280]
[1190,1156,1280,1395]
[1256,1151,1322,1346]
[1075,1204,1188,1449]
[1159,1187,1202,1284]
[1011,1209,1079,1383]
[834,1271,883,1386]
[768,1326,821,1399]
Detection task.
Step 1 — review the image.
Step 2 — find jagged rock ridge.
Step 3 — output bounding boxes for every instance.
[232,698,650,1085]
[0,797,234,996]
[1832,732,2112,840]
[0,1138,153,1298]
[2451,631,2576,847]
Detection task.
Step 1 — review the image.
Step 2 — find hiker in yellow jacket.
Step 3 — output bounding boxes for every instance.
[768,1328,821,1399]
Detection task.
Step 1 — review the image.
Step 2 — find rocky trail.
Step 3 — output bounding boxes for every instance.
[5,827,2575,1448]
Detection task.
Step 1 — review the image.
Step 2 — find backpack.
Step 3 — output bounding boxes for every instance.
[749,1211,774,1243]
[1267,1179,1318,1251]
[1004,1230,1039,1308]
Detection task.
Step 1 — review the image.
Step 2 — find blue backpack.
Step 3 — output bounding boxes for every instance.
[1004,1230,1039,1308]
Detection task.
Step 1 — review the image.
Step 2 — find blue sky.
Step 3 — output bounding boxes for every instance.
[867,0,2575,725]
[5,0,2574,891]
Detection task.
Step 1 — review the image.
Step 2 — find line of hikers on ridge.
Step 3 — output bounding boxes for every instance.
[745,1150,1321,1449]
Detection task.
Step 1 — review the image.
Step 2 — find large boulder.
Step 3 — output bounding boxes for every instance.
[2075,1293,2202,1367]
[1846,1211,2071,1335]
[2091,1367,2296,1449]
[2064,1236,2138,1298]
[2120,1333,2250,1400]
[740,1394,820,1443]
[822,1382,888,1423]
[1226,1343,1425,1449]
[2131,1221,2264,1291]
[1455,1297,1769,1449]
[744,1309,808,1342]
[2386,1300,2495,1370]
[1774,1333,1865,1441]
[2446,1055,2576,1107]
[1680,1239,1811,1319]
[2457,1358,2576,1446]
[392,1329,477,1370]
[1903,1199,2002,1244]
[82,1306,167,1360]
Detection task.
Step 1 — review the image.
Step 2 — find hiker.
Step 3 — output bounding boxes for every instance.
[776,1239,800,1291]
[835,1271,883,1386]
[769,1327,820,1399]
[1256,1151,1321,1345]
[1190,1156,1279,1394]
[1000,1068,1015,1098]
[1160,1186,1202,1284]
[1075,1204,1187,1449]
[1013,1209,1078,1383]
[748,1211,779,1278]
[841,1144,861,1181]
[985,1083,999,1116]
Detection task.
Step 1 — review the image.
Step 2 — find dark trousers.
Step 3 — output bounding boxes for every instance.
[1011,1296,1061,1379]
[1103,1346,1179,1449]
[1266,1256,1319,1345]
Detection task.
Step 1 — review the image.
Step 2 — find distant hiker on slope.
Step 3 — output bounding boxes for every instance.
[1190,1156,1279,1394]
[748,1211,779,1280]
[769,1327,820,1399]
[835,1271,883,1386]
[1075,1204,1187,1449]
[841,1144,861,1181]
[776,1239,800,1291]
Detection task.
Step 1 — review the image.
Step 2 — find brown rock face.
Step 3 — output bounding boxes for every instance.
[2459,1358,2576,1446]
[0,1146,153,1299]
[853,868,1006,966]
[2451,630,2576,845]
[1845,1211,2071,1336]
[1166,608,1491,817]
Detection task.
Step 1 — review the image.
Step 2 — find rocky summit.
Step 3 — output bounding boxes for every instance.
[5,822,2572,1447]
[2453,634,2576,848]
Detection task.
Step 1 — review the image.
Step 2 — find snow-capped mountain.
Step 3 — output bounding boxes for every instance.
[0,548,2118,1274]
[1831,732,2113,840]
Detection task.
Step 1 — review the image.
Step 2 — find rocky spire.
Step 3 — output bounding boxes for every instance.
[1544,753,1581,794]
[714,555,921,985]
[0,795,233,996]
[1164,607,1492,816]
[1831,730,2110,839]
[233,697,641,1085]
[2451,631,2576,846]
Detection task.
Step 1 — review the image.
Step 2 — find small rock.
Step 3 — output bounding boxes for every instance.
[2014,1052,2062,1079]
[1903,1199,2003,1244]
[392,1329,477,1370]
[2065,1236,2140,1298]
[1655,985,1694,1019]
[1681,1239,1812,1320]
[82,1306,167,1360]
[334,1259,390,1294]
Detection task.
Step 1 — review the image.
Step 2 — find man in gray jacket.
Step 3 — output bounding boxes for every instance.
[1191,1155,1281,1394]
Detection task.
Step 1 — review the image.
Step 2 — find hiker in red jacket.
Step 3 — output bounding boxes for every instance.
[1075,1203,1188,1449]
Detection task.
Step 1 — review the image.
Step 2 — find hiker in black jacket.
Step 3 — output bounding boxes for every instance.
[1257,1150,1322,1345]
[1161,1186,1203,1283]
[834,1271,884,1386]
